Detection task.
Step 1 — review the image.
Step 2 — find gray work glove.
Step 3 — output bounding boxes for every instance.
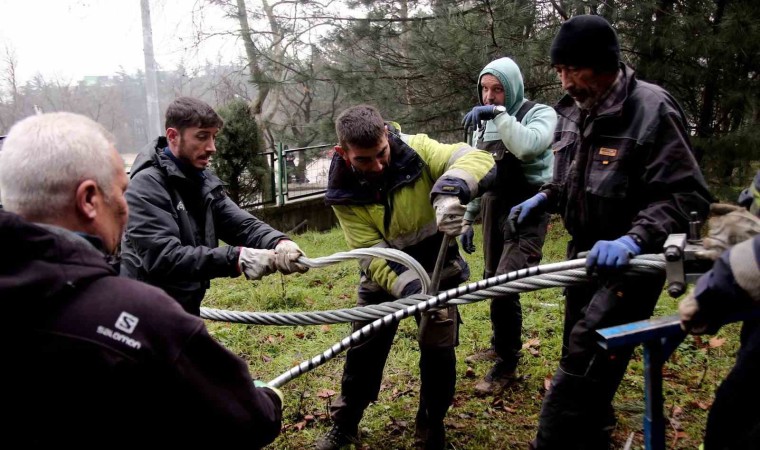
[679,290,716,335]
[274,240,309,274]
[238,247,277,280]
[696,203,760,260]
[433,195,467,237]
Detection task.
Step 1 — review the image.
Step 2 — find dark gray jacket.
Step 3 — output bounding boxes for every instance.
[543,64,712,254]
[121,137,286,314]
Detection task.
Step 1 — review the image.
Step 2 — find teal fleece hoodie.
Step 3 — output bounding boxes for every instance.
[472,57,556,185]
[464,57,557,222]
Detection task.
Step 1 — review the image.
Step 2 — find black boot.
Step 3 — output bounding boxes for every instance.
[315,424,360,450]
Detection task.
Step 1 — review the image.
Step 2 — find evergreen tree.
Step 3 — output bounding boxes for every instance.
[213,100,271,208]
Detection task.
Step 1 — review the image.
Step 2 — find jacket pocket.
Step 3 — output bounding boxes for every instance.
[551,133,575,186]
[586,138,635,199]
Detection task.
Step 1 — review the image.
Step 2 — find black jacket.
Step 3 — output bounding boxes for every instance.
[121,138,286,314]
[544,64,712,254]
[0,211,281,447]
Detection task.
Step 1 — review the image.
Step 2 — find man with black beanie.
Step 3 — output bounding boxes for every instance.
[511,14,713,449]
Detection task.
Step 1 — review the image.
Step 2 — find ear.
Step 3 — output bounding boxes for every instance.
[334,145,347,160]
[75,180,100,221]
[166,127,180,146]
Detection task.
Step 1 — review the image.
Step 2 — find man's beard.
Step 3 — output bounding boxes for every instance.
[352,166,387,190]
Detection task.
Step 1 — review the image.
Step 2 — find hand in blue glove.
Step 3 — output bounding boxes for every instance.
[585,235,641,275]
[460,223,476,254]
[462,105,504,131]
[507,193,547,234]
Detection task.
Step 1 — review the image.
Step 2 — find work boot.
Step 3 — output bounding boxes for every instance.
[315,424,360,450]
[464,347,498,364]
[414,420,446,450]
[473,364,518,397]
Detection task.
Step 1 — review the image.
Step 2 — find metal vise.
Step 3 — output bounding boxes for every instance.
[663,212,713,297]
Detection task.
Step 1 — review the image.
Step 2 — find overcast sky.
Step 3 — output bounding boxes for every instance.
[0,0,242,84]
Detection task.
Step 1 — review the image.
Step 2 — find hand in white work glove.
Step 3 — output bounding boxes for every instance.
[274,240,309,274]
[696,203,760,260]
[433,195,467,236]
[238,247,277,280]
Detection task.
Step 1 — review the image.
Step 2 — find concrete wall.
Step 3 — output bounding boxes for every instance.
[252,195,339,234]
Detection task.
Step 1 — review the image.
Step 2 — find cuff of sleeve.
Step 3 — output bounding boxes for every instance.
[491,110,515,129]
[430,177,470,203]
[627,226,651,252]
[233,246,243,275]
[400,279,423,298]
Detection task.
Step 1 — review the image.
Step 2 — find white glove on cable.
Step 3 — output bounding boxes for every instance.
[238,247,277,280]
[433,195,467,236]
[274,240,309,274]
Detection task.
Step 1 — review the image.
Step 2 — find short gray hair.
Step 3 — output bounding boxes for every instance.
[0,112,117,221]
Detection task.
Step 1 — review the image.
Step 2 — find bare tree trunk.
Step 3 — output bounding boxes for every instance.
[140,0,162,139]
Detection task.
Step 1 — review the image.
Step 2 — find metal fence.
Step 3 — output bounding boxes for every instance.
[251,142,333,208]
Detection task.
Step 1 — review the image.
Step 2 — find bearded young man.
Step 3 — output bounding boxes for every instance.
[121,97,307,315]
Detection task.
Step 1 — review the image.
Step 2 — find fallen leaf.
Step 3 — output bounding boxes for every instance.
[543,375,553,393]
[320,325,331,332]
[694,400,711,410]
[709,337,726,348]
[317,389,336,398]
[304,414,315,422]
[504,406,517,413]
[295,332,305,339]
[522,338,540,349]
[672,406,684,418]
[293,421,307,431]
[261,355,272,363]
[465,367,476,378]
[450,421,467,429]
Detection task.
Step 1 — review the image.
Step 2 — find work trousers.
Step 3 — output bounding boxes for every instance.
[533,271,665,450]
[481,191,549,372]
[704,319,760,449]
[329,278,460,432]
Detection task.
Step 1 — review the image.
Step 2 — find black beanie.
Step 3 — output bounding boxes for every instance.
[550,15,620,72]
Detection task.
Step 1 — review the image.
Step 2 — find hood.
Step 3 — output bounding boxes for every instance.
[0,211,114,303]
[477,57,525,115]
[130,137,168,179]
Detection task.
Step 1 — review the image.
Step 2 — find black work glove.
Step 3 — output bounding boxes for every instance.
[459,223,475,254]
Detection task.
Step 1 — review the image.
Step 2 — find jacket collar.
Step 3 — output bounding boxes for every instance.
[133,137,224,194]
[325,133,424,206]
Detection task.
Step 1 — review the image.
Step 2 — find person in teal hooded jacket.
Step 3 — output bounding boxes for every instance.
[460,57,557,396]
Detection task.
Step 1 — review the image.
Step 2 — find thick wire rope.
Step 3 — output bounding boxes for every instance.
[200,253,665,325]
[207,248,666,387]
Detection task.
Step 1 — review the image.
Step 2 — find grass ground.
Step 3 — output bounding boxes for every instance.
[204,217,739,449]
